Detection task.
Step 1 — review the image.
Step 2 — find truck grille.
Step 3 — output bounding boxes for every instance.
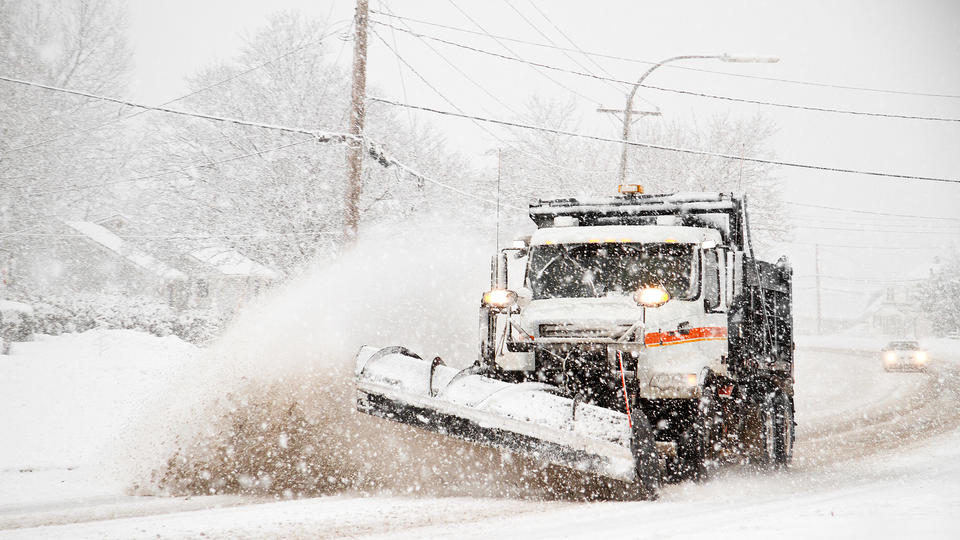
[538,323,633,340]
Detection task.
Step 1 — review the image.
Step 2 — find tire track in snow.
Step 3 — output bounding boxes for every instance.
[793,348,960,468]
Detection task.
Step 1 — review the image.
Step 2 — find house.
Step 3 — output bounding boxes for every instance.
[9,219,191,307]
[6,216,281,312]
[177,245,283,311]
[862,259,939,338]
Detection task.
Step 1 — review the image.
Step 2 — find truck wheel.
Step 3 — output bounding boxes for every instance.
[756,391,792,467]
[676,388,718,482]
[756,393,777,467]
[629,409,661,500]
[773,392,794,466]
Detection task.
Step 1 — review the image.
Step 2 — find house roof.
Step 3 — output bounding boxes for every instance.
[861,257,940,317]
[189,246,281,279]
[64,221,188,281]
[905,258,942,281]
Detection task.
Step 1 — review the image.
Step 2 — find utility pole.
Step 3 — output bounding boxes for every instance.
[344,0,369,243]
[815,243,823,334]
[596,107,660,185]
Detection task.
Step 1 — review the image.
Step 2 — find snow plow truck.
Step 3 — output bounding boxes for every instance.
[355,188,794,499]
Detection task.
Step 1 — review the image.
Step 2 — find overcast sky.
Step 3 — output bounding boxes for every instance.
[127,0,960,320]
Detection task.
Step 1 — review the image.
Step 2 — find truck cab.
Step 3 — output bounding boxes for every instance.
[480,189,795,477]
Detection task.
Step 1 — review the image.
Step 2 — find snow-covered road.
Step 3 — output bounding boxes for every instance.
[1,331,959,539]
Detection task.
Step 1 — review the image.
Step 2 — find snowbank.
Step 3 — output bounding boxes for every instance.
[0,329,196,506]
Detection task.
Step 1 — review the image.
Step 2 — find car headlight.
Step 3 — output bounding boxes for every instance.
[914,351,927,363]
[884,352,896,363]
[482,288,517,309]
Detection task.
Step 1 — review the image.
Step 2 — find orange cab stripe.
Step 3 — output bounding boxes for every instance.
[645,326,727,347]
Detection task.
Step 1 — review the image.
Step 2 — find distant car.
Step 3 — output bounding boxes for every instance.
[881,340,928,372]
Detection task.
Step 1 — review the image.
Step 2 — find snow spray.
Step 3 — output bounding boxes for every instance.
[119,216,621,499]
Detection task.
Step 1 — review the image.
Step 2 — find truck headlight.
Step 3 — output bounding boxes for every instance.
[482,289,518,308]
[634,285,670,308]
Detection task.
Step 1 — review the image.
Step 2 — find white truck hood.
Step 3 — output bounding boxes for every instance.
[521,296,707,337]
[521,297,643,328]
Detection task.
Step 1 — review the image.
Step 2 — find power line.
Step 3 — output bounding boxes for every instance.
[795,274,926,283]
[794,285,888,294]
[788,211,960,227]
[368,97,960,184]
[788,215,960,229]
[13,138,315,197]
[525,0,632,95]
[377,14,615,176]
[371,21,960,123]
[3,230,340,239]
[504,1,626,99]
[0,75,352,144]
[377,2,414,128]
[784,201,960,221]
[641,83,960,123]
[386,151,524,211]
[0,71,508,212]
[787,224,960,234]
[786,241,943,250]
[443,0,598,104]
[2,20,352,155]
[381,17,521,116]
[364,30,535,210]
[370,9,960,100]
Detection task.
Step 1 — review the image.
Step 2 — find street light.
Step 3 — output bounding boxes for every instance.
[616,53,779,184]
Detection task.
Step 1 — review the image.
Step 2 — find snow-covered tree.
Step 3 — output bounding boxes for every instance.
[132,13,474,272]
[919,253,960,337]
[627,114,787,250]
[498,96,619,201]
[498,99,785,252]
[0,0,132,284]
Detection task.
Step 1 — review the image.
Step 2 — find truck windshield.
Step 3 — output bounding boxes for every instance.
[527,243,698,300]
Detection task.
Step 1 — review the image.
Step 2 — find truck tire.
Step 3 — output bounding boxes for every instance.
[629,409,661,500]
[773,392,794,466]
[676,387,718,482]
[755,393,777,467]
[756,390,792,467]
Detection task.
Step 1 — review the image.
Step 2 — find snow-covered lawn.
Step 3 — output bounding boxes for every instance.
[1,330,959,539]
[0,331,197,512]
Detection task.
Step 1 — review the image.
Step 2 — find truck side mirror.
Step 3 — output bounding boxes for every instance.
[725,251,736,305]
[703,249,722,312]
[730,251,744,299]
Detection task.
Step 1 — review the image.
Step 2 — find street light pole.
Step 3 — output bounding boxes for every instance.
[616,53,779,185]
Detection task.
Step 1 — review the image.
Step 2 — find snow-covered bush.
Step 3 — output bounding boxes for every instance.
[0,300,35,354]
[12,293,224,345]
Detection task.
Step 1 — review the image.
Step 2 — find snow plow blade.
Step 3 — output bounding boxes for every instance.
[354,345,661,498]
